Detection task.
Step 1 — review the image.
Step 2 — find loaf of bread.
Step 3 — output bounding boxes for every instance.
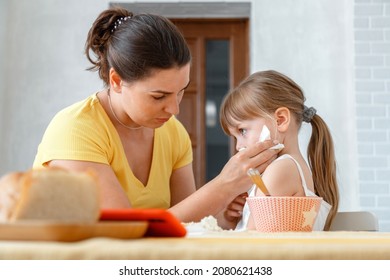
[0,168,101,223]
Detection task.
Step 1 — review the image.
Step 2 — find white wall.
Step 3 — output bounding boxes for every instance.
[354,0,390,231]
[0,0,9,172]
[250,0,357,211]
[0,0,358,214]
[0,0,105,173]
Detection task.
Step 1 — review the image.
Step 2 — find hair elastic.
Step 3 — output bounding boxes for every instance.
[303,105,316,123]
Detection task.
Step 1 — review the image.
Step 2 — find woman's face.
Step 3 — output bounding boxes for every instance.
[120,63,191,128]
[228,117,277,152]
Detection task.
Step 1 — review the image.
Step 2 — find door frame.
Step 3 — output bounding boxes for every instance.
[172,19,249,186]
[113,2,251,19]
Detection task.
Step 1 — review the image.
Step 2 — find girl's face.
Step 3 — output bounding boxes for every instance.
[228,117,277,152]
[120,63,191,128]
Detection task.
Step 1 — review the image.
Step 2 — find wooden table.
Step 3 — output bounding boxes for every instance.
[0,231,389,260]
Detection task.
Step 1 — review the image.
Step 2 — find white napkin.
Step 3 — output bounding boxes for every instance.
[259,125,284,150]
[238,125,284,152]
[259,125,271,142]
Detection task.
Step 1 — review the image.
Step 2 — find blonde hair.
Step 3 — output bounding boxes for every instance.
[220,70,339,230]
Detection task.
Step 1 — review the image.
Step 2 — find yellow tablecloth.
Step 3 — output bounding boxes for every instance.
[0,231,389,260]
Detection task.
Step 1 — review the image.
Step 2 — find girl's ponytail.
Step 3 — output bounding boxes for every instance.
[307,114,339,230]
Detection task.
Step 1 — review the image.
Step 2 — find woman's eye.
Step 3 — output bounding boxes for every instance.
[239,128,247,136]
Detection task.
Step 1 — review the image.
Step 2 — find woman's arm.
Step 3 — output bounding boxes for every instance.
[169,140,279,222]
[49,160,131,209]
[170,164,246,228]
[48,140,279,223]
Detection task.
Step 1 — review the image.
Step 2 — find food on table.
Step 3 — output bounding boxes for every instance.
[0,168,100,223]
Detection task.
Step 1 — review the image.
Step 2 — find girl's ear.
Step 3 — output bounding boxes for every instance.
[109,68,123,93]
[274,107,290,133]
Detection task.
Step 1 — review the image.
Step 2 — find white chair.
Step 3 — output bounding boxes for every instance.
[329,211,379,231]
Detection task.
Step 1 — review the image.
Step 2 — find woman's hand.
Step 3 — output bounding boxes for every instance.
[169,140,281,223]
[217,140,281,194]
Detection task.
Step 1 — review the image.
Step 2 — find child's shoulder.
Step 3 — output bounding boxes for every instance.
[264,154,298,176]
[261,154,302,196]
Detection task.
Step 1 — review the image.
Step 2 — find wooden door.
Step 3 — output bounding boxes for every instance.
[172,19,249,187]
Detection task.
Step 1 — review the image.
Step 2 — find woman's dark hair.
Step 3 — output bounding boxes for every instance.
[85,6,191,86]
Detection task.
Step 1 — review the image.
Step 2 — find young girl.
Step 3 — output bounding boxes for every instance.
[220,70,339,231]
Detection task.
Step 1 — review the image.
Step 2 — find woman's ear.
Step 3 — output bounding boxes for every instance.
[274,107,290,133]
[109,68,123,93]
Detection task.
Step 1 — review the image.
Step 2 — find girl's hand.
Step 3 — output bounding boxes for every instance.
[224,192,248,221]
[215,192,248,229]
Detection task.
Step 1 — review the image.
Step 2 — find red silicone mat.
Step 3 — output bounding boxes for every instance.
[100,208,187,237]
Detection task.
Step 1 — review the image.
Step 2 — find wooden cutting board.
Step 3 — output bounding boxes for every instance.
[0,221,148,242]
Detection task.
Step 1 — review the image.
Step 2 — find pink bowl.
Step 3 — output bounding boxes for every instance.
[246,196,322,232]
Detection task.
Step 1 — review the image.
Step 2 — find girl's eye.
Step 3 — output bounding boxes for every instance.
[239,128,247,136]
[152,95,165,100]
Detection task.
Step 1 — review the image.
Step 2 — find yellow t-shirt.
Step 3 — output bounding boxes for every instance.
[33,93,193,209]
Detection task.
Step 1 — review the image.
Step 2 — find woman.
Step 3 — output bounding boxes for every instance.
[33,7,280,226]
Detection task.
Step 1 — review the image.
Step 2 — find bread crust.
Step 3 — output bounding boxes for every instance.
[0,168,100,223]
[0,172,24,222]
